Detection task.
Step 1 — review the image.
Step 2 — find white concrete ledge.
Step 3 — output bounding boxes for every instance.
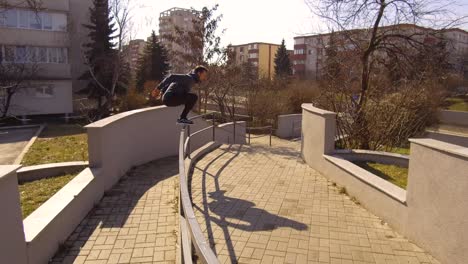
[301,103,336,117]
[409,138,468,159]
[17,161,89,183]
[334,149,409,167]
[23,168,102,264]
[324,154,407,204]
[0,165,22,182]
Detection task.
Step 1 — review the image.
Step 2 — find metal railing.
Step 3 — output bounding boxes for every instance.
[246,126,273,146]
[179,112,219,264]
[291,119,302,140]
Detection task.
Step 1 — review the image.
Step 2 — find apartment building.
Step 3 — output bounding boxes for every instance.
[123,39,146,78]
[0,0,92,116]
[293,24,468,80]
[159,7,201,73]
[228,42,284,79]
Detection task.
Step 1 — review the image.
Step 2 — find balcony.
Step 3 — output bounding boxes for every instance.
[0,28,69,47]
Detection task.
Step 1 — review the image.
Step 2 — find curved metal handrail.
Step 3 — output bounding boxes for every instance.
[179,129,219,264]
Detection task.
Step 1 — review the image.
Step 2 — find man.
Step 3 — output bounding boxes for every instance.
[153,66,208,125]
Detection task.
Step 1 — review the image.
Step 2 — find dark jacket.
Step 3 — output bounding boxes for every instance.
[157,73,199,96]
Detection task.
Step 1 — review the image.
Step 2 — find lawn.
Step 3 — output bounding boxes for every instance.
[21,124,88,166]
[387,147,410,155]
[354,161,408,189]
[19,173,77,219]
[445,97,468,112]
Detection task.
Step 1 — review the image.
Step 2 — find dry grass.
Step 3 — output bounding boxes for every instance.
[21,124,88,166]
[354,161,408,189]
[19,173,77,219]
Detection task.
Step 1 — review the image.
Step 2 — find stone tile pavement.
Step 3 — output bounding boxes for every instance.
[51,156,179,264]
[190,141,440,264]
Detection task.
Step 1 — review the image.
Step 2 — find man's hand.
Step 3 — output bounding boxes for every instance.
[151,89,161,99]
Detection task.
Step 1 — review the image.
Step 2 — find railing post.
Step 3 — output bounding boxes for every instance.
[187,126,191,159]
[248,129,251,145]
[269,126,272,146]
[212,112,216,142]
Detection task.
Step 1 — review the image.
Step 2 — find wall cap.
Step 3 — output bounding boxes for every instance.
[409,138,468,159]
[334,149,409,160]
[85,106,172,129]
[17,161,88,173]
[324,154,407,204]
[301,104,336,117]
[0,165,22,181]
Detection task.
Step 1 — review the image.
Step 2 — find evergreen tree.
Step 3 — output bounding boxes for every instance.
[80,0,122,107]
[135,31,170,92]
[274,39,292,79]
[323,30,340,81]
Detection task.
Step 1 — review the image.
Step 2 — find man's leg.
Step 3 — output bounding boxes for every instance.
[180,93,198,119]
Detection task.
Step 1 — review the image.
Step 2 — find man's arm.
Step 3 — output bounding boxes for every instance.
[157,74,174,93]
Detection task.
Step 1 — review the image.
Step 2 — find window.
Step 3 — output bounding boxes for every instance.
[18,9,29,28]
[0,45,3,62]
[240,47,244,52]
[248,53,258,59]
[295,49,305,55]
[4,46,14,62]
[52,13,67,31]
[58,48,67,63]
[29,11,42,29]
[252,61,258,66]
[42,12,52,30]
[309,50,312,55]
[15,46,27,62]
[28,46,38,62]
[38,47,47,62]
[35,84,54,98]
[240,55,244,61]
[5,9,17,27]
[48,48,58,63]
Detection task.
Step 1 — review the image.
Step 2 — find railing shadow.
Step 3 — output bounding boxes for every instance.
[191,144,308,263]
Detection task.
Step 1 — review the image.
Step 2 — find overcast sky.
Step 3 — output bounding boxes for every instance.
[132,0,468,50]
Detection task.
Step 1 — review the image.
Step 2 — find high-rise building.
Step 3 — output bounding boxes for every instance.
[123,39,146,78]
[0,0,93,116]
[293,24,468,80]
[159,7,201,73]
[228,42,287,79]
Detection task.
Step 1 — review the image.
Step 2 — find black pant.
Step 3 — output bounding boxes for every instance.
[163,93,198,119]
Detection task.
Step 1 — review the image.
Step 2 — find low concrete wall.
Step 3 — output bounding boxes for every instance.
[23,168,101,264]
[0,106,246,264]
[17,162,88,183]
[438,110,468,126]
[301,103,468,264]
[334,149,409,167]
[425,130,468,147]
[276,114,302,139]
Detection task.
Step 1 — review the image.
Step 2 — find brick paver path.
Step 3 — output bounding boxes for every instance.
[52,156,179,264]
[190,141,440,264]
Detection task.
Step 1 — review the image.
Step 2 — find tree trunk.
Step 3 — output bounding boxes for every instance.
[1,89,15,119]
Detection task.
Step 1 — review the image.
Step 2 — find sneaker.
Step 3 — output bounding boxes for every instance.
[177,118,194,125]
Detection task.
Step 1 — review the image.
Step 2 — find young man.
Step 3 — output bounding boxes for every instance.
[153,66,208,125]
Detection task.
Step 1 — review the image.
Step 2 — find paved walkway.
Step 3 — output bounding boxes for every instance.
[0,127,37,164]
[52,157,179,264]
[190,141,440,264]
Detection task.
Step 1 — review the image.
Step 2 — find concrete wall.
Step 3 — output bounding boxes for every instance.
[438,110,468,126]
[301,103,468,264]
[0,166,28,264]
[426,130,468,147]
[17,161,88,183]
[334,149,409,167]
[0,106,245,264]
[276,114,302,139]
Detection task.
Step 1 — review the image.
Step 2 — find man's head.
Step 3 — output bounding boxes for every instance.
[194,65,208,82]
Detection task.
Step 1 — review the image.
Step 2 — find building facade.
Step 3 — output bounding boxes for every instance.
[123,39,146,78]
[228,42,283,79]
[159,7,201,73]
[293,25,468,80]
[0,0,92,116]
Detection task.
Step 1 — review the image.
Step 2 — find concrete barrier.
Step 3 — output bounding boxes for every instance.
[425,130,468,147]
[438,110,468,126]
[334,149,409,167]
[0,106,244,264]
[276,114,302,139]
[301,103,468,264]
[17,161,88,183]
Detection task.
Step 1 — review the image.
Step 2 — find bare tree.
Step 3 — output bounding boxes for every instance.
[0,61,39,118]
[110,0,134,51]
[306,0,467,149]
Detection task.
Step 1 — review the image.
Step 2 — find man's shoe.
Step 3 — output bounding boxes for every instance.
[177,118,194,125]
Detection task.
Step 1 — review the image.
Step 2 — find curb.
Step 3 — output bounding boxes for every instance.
[13,124,46,165]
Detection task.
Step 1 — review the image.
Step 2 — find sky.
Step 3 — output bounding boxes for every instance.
[132,0,468,50]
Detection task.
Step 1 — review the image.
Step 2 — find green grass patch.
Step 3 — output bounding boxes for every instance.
[387,147,410,155]
[354,161,408,189]
[21,124,88,166]
[19,173,77,219]
[445,97,468,112]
